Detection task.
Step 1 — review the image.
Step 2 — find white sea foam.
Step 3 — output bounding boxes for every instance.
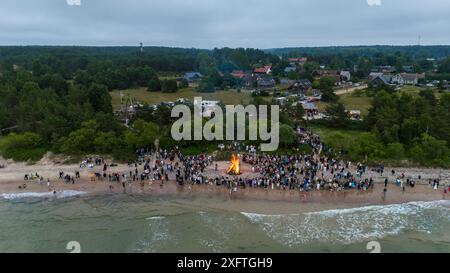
[304,200,450,216]
[241,200,450,247]
[146,216,165,220]
[1,190,86,200]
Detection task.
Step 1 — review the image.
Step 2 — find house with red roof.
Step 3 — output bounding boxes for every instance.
[253,65,272,75]
[231,70,247,79]
[288,57,308,64]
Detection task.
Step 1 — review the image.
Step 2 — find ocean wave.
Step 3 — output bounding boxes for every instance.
[241,200,450,247]
[146,216,165,220]
[1,190,86,200]
[304,200,450,216]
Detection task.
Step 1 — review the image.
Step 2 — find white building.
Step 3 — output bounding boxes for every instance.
[391,73,424,85]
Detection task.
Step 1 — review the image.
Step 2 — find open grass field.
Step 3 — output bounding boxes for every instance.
[316,90,373,116]
[110,85,443,115]
[110,87,256,109]
[339,92,373,115]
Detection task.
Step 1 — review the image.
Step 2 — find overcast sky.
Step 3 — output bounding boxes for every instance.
[0,0,449,48]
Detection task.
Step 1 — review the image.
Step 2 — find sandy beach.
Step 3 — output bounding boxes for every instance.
[0,155,448,207]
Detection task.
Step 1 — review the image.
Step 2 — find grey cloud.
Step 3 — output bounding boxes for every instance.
[0,0,449,48]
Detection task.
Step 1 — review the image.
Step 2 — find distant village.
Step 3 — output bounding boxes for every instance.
[118,56,450,124]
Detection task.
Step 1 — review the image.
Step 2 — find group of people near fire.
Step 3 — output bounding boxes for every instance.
[14,128,444,195]
[35,128,447,195]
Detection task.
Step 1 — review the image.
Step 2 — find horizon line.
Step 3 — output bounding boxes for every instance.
[1,44,450,50]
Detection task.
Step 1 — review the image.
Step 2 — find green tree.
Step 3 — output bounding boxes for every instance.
[147,77,162,91]
[161,79,178,93]
[325,103,349,128]
[124,119,160,149]
[385,143,405,160]
[59,121,97,154]
[411,133,449,165]
[87,84,112,113]
[279,124,297,147]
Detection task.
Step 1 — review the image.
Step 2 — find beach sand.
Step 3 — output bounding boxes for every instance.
[0,156,448,209]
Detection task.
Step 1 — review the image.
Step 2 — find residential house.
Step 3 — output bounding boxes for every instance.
[253,65,272,75]
[231,70,247,79]
[280,79,296,87]
[242,74,258,89]
[257,75,276,89]
[369,72,385,81]
[184,72,203,82]
[287,79,313,93]
[316,70,336,79]
[370,74,392,88]
[302,102,319,118]
[314,70,350,83]
[288,57,308,65]
[284,66,297,73]
[391,73,425,85]
[372,65,396,73]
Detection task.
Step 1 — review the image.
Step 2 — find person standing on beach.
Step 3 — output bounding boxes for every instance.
[384,178,388,188]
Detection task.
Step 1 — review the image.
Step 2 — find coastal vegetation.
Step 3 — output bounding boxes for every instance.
[0,46,449,167]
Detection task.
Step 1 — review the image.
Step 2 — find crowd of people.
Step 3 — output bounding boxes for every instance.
[16,129,449,196]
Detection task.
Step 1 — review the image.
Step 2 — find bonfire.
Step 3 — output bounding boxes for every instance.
[227,154,241,175]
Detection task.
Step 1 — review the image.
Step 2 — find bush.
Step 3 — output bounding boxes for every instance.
[347,132,386,163]
[410,134,450,166]
[279,124,297,147]
[385,143,405,160]
[161,79,178,93]
[0,132,46,161]
[197,81,215,93]
[147,78,162,91]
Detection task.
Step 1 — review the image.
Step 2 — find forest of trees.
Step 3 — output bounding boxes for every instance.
[0,46,449,166]
[320,89,450,166]
[268,45,450,80]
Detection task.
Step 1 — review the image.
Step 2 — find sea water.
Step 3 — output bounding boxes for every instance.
[0,193,449,253]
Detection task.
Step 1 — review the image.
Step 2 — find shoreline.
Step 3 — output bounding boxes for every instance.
[0,184,448,215]
[0,160,449,206]
[0,160,448,211]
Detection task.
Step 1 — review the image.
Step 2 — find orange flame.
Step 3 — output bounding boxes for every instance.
[227,154,241,175]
